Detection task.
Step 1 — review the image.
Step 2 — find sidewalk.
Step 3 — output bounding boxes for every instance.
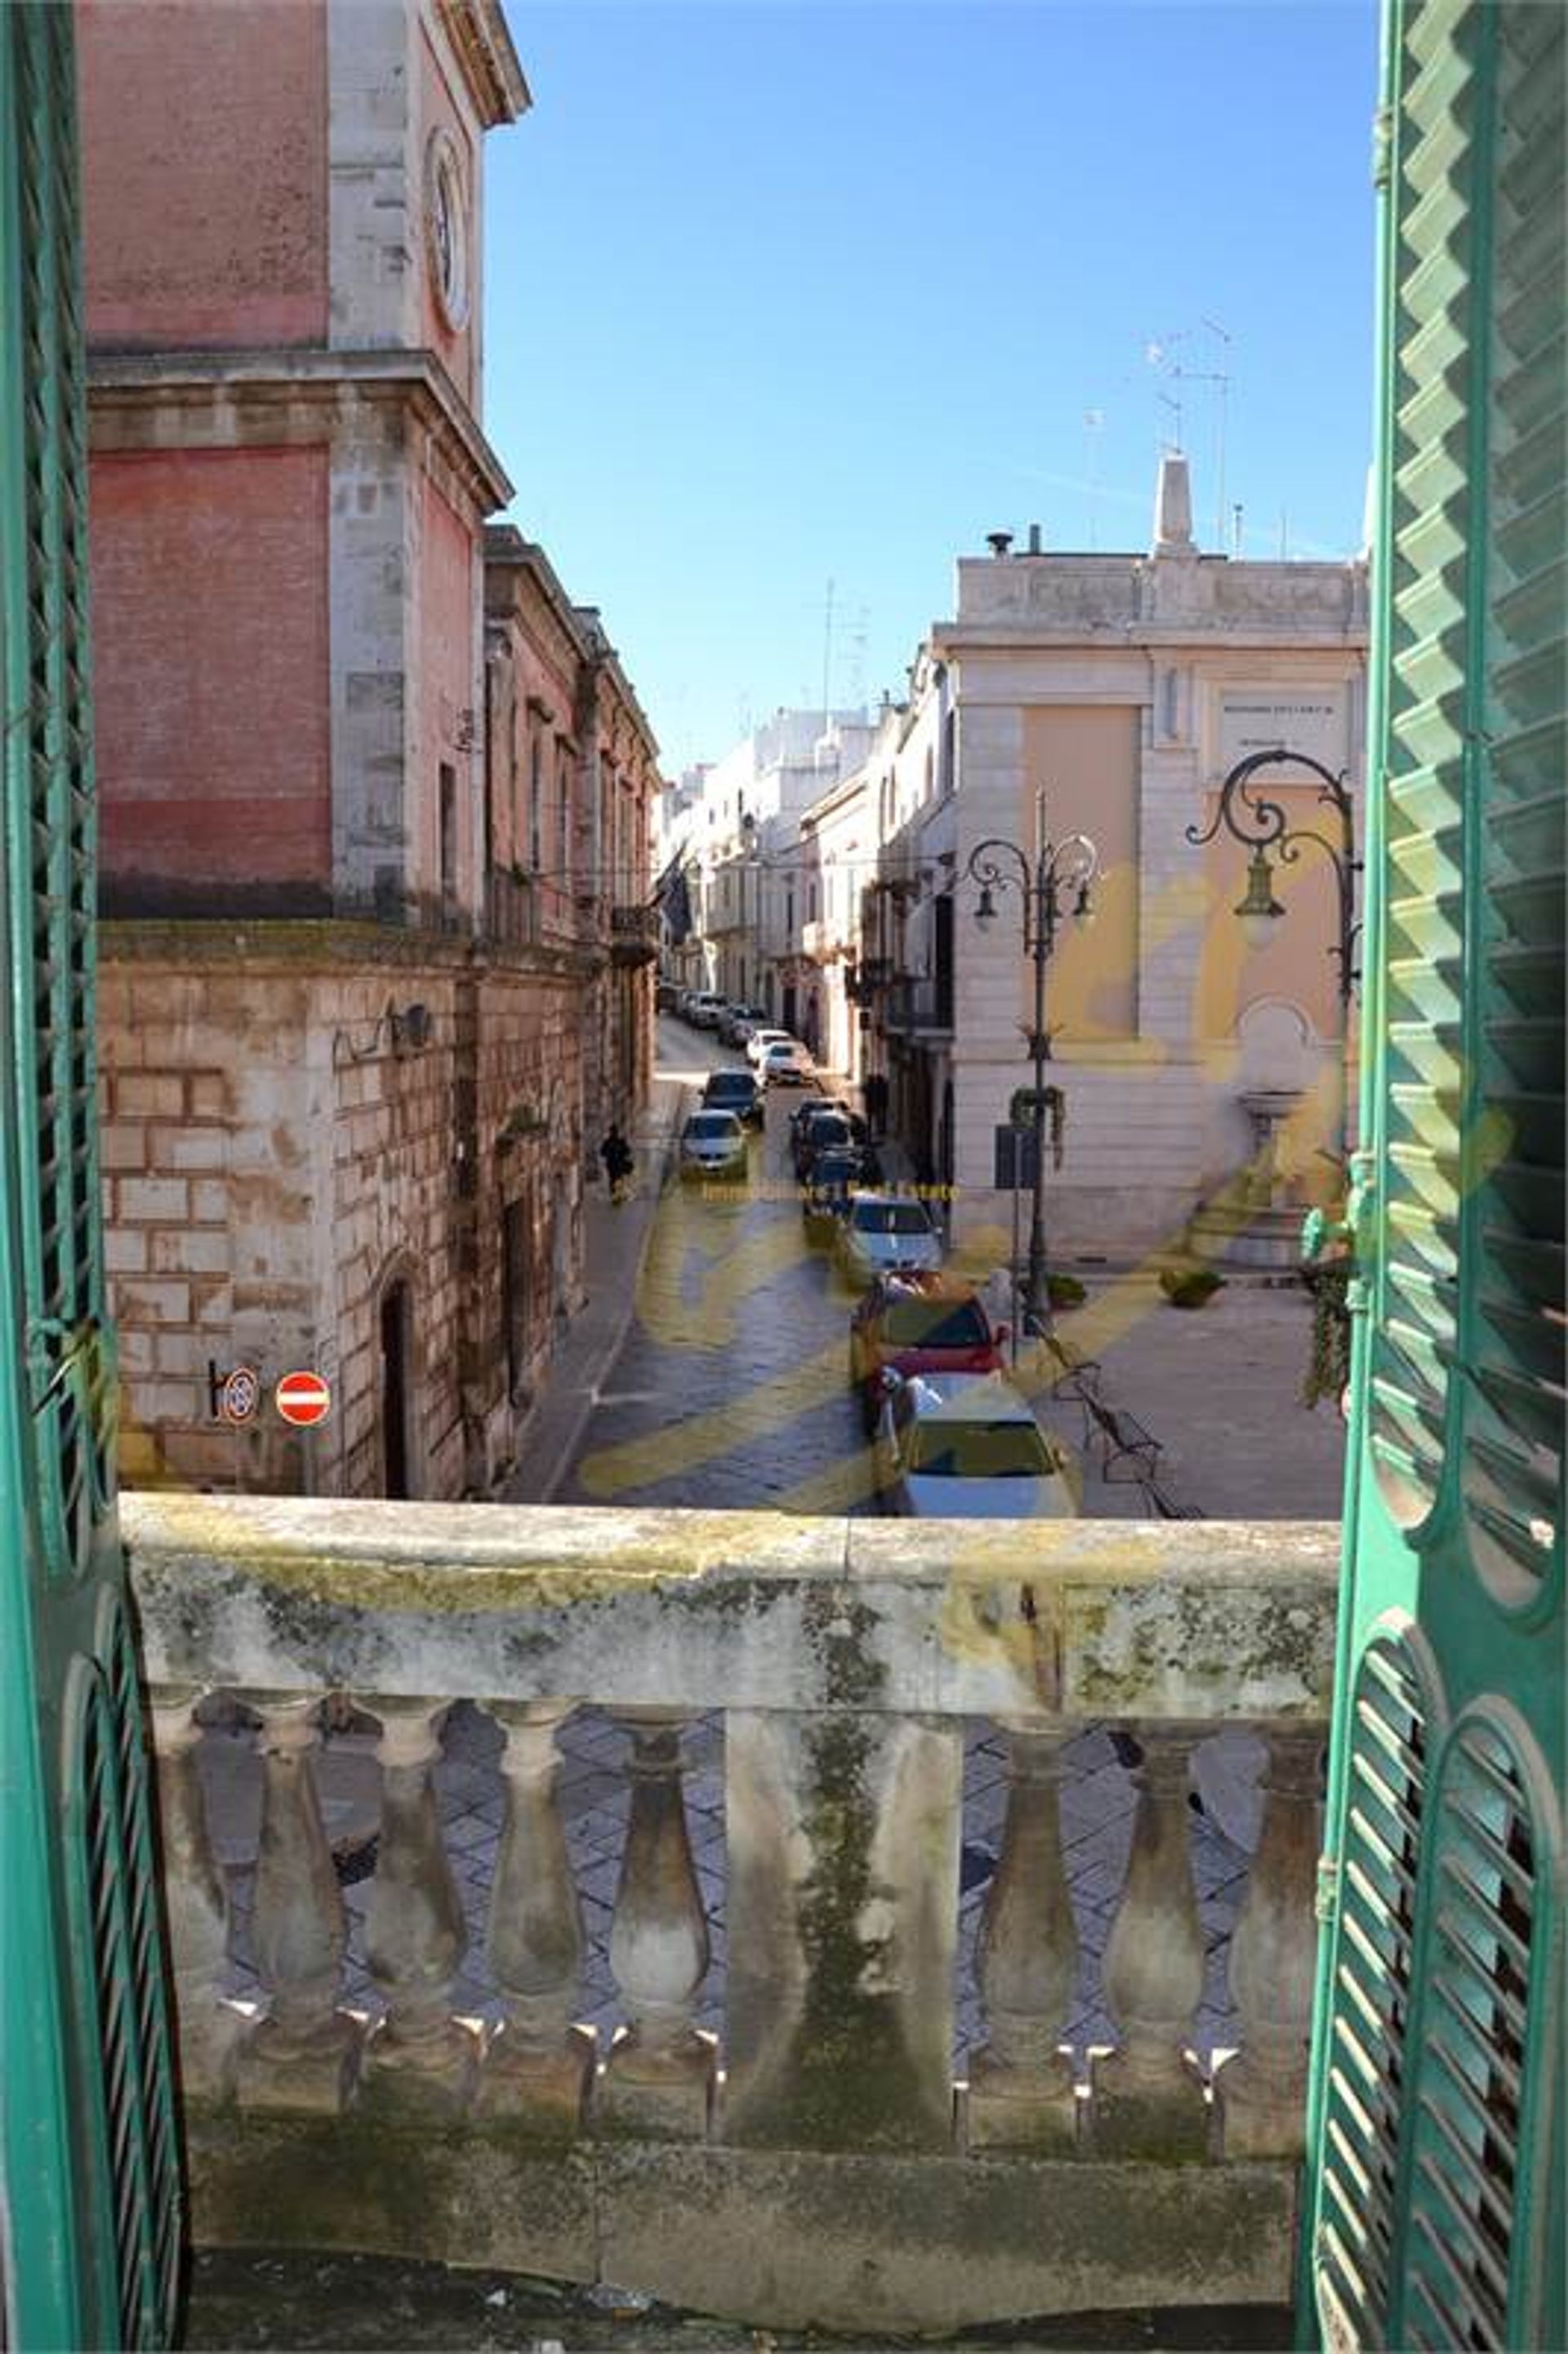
[502,1070,690,1505]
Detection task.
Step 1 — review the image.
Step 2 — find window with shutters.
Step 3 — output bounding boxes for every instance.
[1400,1708,1557,2348]
[1459,1,1565,1609]
[1303,6,1563,2348]
[1315,1623,1439,2349]
[2,11,182,2340]
[1365,0,1481,1527]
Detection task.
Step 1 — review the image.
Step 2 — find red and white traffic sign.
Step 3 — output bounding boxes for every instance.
[274,1370,332,1429]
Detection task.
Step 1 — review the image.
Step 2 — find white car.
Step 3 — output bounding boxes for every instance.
[835,1190,942,1286]
[678,1108,749,1180]
[759,1038,816,1087]
[875,1371,1078,1521]
[686,992,728,1030]
[745,1027,794,1070]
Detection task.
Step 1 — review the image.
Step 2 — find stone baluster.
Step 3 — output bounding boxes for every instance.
[359,1697,480,2115]
[600,1710,714,2138]
[149,1684,239,2099]
[235,1694,362,2112]
[967,1718,1080,2153]
[1091,1723,1208,2158]
[477,1700,593,2133]
[1215,1726,1323,2156]
[724,1706,962,2152]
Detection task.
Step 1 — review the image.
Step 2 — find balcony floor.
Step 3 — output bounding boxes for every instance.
[185,2245,1295,2351]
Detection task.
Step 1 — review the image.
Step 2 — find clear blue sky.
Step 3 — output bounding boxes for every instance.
[483,1,1380,778]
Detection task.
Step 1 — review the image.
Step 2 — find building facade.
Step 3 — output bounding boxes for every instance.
[849,458,1369,1255]
[81,0,657,1499]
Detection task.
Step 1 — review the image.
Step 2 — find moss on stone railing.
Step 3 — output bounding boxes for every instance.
[123,1496,1339,2336]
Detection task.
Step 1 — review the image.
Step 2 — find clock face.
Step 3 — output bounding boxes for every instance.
[425,130,470,332]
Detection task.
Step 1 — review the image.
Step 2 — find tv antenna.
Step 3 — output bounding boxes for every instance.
[842,601,870,711]
[1145,319,1234,544]
[1082,408,1105,548]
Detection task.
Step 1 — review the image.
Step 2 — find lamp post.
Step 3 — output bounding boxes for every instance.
[1185,747,1361,1170]
[966,787,1098,1338]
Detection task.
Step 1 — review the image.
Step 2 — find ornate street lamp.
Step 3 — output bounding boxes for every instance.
[1186,745,1361,1166]
[966,787,1098,1337]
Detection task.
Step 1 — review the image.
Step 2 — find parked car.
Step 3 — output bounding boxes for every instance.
[745,1027,794,1070]
[677,1108,749,1181]
[793,1107,880,1184]
[701,1067,765,1129]
[849,1273,1008,1427]
[873,1371,1077,1520]
[718,1001,768,1047]
[732,1010,773,1048]
[760,1038,816,1087]
[686,991,728,1029]
[835,1189,942,1286]
[791,1107,858,1179]
[801,1147,862,1242]
[790,1094,870,1144]
[655,979,679,1013]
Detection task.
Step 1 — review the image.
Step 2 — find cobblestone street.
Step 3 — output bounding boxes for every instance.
[558,1025,876,1515]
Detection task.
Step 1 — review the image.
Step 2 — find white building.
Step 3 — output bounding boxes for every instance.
[685,708,874,1038]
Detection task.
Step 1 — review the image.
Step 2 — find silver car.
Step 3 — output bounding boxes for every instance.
[678,1108,748,1181]
[874,1371,1079,1520]
[835,1190,942,1286]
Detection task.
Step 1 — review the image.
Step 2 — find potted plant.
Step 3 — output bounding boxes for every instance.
[1159,1265,1226,1310]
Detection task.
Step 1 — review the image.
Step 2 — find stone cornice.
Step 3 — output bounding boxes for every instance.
[485,528,595,665]
[439,0,532,127]
[88,348,514,513]
[99,917,602,983]
[933,623,1369,656]
[486,527,662,772]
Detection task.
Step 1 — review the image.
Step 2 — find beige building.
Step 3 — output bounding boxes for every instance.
[813,456,1368,1256]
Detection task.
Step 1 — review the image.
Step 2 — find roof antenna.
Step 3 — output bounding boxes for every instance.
[1083,408,1105,550]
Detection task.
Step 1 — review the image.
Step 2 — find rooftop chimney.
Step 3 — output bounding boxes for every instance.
[986,530,1013,558]
[1152,452,1196,558]
[1027,524,1043,555]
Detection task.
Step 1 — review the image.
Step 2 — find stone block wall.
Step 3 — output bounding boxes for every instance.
[99,925,592,1503]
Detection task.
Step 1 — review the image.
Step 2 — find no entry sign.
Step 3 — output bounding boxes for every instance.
[274,1370,332,1429]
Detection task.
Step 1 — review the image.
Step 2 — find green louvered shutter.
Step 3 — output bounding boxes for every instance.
[1300,4,1564,2349]
[0,7,182,2347]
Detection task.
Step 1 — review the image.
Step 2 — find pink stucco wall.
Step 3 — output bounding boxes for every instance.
[91,447,332,900]
[79,0,327,350]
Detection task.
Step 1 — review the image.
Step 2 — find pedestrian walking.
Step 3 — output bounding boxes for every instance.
[862,1069,889,1139]
[599,1121,635,1205]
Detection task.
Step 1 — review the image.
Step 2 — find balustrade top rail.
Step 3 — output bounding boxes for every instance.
[123,1494,1338,1723]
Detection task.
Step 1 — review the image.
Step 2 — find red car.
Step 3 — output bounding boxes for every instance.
[848,1273,1007,1430]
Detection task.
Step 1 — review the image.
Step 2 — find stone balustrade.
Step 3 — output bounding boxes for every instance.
[123,1495,1337,2335]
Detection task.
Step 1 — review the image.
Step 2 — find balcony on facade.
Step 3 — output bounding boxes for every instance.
[610,903,661,965]
[881,972,954,1037]
[800,917,850,965]
[126,1491,1333,2340]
